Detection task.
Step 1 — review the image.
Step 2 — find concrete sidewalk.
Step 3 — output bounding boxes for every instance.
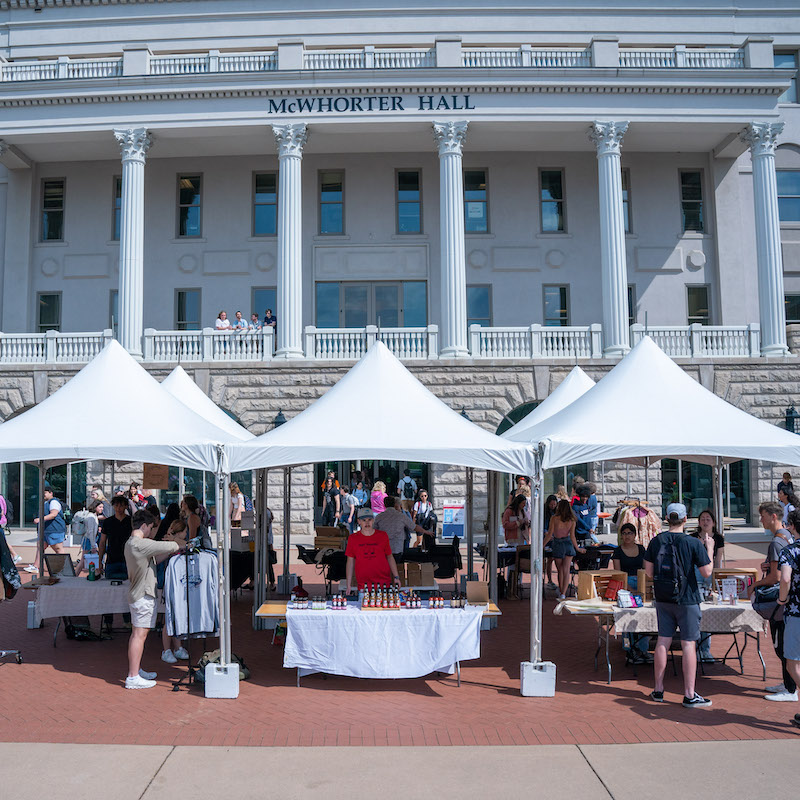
[0,741,791,800]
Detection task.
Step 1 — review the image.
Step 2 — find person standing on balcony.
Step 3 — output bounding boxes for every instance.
[232,310,247,331]
[263,308,277,337]
[215,311,232,331]
[248,313,262,330]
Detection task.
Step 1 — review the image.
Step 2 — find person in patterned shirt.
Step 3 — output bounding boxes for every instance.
[778,511,800,728]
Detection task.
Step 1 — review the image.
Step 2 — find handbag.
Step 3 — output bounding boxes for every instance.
[752,584,784,622]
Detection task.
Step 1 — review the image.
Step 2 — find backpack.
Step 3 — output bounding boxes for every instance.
[244,495,254,512]
[653,533,687,603]
[402,478,415,500]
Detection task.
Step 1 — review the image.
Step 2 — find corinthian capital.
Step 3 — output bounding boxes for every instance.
[588,121,629,157]
[113,128,153,162]
[433,121,468,156]
[272,123,308,158]
[740,121,784,158]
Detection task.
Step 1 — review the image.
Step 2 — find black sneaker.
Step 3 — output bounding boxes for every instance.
[794,713,800,722]
[683,693,712,708]
[650,690,664,702]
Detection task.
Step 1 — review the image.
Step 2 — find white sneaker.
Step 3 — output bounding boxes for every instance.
[766,683,787,693]
[139,669,157,681]
[125,675,156,689]
[173,647,189,660]
[161,649,178,664]
[23,565,39,574]
[12,555,22,564]
[765,691,798,702]
[557,593,566,601]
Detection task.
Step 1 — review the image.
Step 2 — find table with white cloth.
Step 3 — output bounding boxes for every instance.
[280,603,485,685]
[556,599,767,683]
[32,577,154,646]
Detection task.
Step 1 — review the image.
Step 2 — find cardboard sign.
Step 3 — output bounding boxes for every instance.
[442,501,465,539]
[143,462,169,490]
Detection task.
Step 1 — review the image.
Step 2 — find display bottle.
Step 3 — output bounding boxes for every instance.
[87,563,96,581]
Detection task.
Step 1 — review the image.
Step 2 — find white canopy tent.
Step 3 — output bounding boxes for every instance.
[509,336,800,695]
[227,341,537,474]
[0,341,241,673]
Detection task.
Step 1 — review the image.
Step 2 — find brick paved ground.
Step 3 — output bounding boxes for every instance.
[1,547,798,747]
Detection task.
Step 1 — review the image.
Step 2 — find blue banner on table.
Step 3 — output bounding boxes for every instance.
[442,501,465,539]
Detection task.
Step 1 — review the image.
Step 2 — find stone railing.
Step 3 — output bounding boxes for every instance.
[0,40,760,83]
[629,323,760,357]
[0,329,113,363]
[143,328,275,362]
[470,324,603,359]
[304,325,438,360]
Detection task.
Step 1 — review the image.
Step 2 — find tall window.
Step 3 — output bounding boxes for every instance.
[110,290,118,336]
[252,287,277,321]
[41,179,65,241]
[463,169,488,233]
[627,284,636,327]
[314,282,427,328]
[112,176,122,240]
[621,168,632,233]
[775,51,798,104]
[467,285,491,328]
[778,170,800,223]
[540,169,565,232]
[786,295,800,324]
[396,170,422,234]
[253,172,278,236]
[37,293,61,332]
[687,285,710,325]
[679,170,704,233]
[177,175,202,238]
[543,285,569,327]
[175,289,201,330]
[319,171,344,234]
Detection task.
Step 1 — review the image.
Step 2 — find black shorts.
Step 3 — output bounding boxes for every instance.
[655,601,701,642]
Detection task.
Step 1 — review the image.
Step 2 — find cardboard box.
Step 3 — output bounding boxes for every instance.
[466,580,490,605]
[405,562,435,587]
[636,569,653,602]
[577,569,628,601]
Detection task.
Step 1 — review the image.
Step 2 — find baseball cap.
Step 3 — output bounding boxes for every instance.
[666,502,687,520]
[357,507,374,520]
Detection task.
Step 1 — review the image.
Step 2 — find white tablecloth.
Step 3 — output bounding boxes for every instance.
[284,604,483,679]
[35,577,132,620]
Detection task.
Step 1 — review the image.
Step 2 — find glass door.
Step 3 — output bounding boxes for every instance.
[343,284,369,328]
[375,284,400,327]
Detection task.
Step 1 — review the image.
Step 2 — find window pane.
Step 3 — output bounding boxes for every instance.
[320,203,343,234]
[467,286,490,326]
[179,206,201,237]
[113,177,122,240]
[540,170,563,201]
[254,173,277,203]
[688,286,710,325]
[680,171,703,201]
[682,203,704,232]
[402,282,427,327]
[464,202,487,233]
[778,171,800,196]
[177,290,201,330]
[253,204,277,236]
[397,171,420,200]
[253,288,277,320]
[779,197,800,223]
[110,290,118,335]
[320,172,343,201]
[343,284,369,328]
[541,201,564,232]
[398,202,421,233]
[544,286,568,327]
[375,284,399,327]
[315,282,340,327]
[622,169,631,233]
[38,294,60,332]
[42,210,63,241]
[775,52,798,103]
[627,285,636,327]
[43,181,64,209]
[786,295,800,324]
[179,177,201,206]
[463,170,486,199]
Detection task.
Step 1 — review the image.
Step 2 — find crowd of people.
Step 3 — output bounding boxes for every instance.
[214,309,277,334]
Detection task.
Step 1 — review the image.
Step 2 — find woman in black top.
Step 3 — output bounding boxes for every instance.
[691,508,725,568]
[543,495,559,587]
[612,523,646,589]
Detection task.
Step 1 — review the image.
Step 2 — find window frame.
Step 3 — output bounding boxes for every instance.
[252,171,278,238]
[678,169,705,234]
[109,289,118,336]
[539,168,567,234]
[37,291,62,332]
[318,169,345,235]
[314,281,428,328]
[463,167,489,234]
[176,173,203,239]
[627,284,636,328]
[395,168,423,235]
[466,284,493,328]
[687,284,711,326]
[174,288,202,331]
[786,293,800,324]
[40,177,66,242]
[542,284,570,327]
[111,175,122,241]
[777,168,800,225]
[251,286,277,321]
[621,167,632,234]
[775,50,799,104]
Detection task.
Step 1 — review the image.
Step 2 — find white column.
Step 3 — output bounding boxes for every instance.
[740,122,789,357]
[272,123,308,359]
[433,121,469,358]
[113,128,152,358]
[588,121,630,357]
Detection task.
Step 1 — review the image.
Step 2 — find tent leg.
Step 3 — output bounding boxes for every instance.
[713,458,723,535]
[215,469,228,666]
[38,462,45,577]
[466,468,474,580]
[529,467,544,664]
[282,467,291,590]
[488,472,498,605]
[645,457,650,505]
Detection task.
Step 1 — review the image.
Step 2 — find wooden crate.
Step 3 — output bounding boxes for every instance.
[712,567,759,599]
[577,569,628,601]
[636,569,653,602]
[314,525,346,551]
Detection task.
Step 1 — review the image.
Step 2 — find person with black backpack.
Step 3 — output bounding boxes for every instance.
[397,469,417,503]
[644,502,714,708]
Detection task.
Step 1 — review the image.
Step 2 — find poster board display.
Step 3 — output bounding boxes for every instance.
[143,462,169,490]
[442,500,465,539]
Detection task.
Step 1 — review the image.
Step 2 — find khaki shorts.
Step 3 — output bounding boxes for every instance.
[129,596,157,629]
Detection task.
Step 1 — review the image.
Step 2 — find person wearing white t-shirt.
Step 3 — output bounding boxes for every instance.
[229,482,245,527]
[215,311,232,331]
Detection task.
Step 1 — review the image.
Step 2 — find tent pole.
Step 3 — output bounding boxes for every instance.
[488,472,498,604]
[600,461,605,508]
[713,457,723,535]
[645,457,650,505]
[38,462,45,578]
[466,467,474,579]
[282,467,291,589]
[530,461,544,664]
[214,465,228,666]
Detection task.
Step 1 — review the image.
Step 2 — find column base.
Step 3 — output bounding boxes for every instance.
[439,345,470,359]
[603,344,630,358]
[761,343,792,358]
[273,347,305,360]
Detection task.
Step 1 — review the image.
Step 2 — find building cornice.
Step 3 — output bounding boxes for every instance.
[0,0,192,8]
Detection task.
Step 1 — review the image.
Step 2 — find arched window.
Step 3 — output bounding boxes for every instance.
[495,401,539,436]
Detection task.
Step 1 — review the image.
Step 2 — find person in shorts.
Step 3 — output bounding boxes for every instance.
[123,510,180,689]
[644,502,714,708]
[27,485,67,575]
[776,533,800,728]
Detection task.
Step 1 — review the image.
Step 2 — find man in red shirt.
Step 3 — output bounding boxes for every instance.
[345,508,401,591]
